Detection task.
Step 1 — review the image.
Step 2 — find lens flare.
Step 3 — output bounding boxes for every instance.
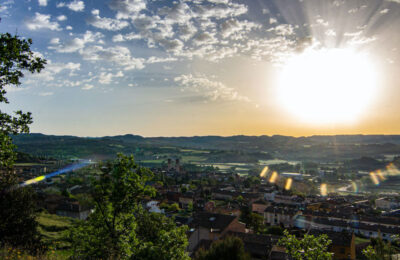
[260,166,269,178]
[351,182,358,193]
[269,171,278,183]
[376,170,386,181]
[321,183,328,196]
[285,178,293,190]
[386,163,400,175]
[19,160,91,187]
[369,172,380,185]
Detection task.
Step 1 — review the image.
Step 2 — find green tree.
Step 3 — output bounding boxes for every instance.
[278,230,333,260]
[69,154,190,259]
[0,33,46,253]
[194,236,250,260]
[247,213,264,234]
[363,234,399,260]
[134,209,190,260]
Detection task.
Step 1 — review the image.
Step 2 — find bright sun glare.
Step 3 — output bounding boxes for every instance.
[277,48,378,124]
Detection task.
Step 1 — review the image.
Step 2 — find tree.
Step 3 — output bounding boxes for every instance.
[363,234,399,260]
[0,33,46,253]
[278,230,333,260]
[247,212,264,234]
[194,236,250,260]
[134,209,190,260]
[69,154,190,259]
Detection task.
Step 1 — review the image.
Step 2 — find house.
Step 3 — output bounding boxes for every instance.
[309,230,356,260]
[55,200,91,220]
[188,212,246,253]
[252,200,270,214]
[264,206,301,227]
[375,198,400,210]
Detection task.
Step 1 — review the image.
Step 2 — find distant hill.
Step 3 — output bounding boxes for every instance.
[11,133,400,162]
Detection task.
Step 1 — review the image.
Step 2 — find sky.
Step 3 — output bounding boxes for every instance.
[1,0,400,137]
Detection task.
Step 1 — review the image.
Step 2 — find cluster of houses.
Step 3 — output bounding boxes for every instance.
[26,161,400,259]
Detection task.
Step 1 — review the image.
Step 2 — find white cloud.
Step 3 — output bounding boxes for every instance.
[66,25,73,30]
[38,0,47,6]
[174,74,250,102]
[98,71,124,84]
[49,30,104,53]
[26,13,61,31]
[220,19,260,39]
[87,9,129,31]
[31,61,81,81]
[268,24,295,36]
[269,18,277,24]
[81,45,145,70]
[82,84,94,90]
[57,0,85,12]
[57,15,67,21]
[108,0,147,19]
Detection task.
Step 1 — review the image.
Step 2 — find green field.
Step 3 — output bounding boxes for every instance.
[37,212,77,256]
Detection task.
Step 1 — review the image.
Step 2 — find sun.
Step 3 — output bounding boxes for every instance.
[276,48,378,124]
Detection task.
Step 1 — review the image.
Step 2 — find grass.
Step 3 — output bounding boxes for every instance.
[180,149,210,154]
[139,159,165,163]
[355,236,370,245]
[181,155,207,162]
[14,163,46,166]
[37,212,77,257]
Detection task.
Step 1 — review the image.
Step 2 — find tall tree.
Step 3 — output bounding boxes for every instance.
[69,154,190,259]
[278,230,333,260]
[0,33,46,252]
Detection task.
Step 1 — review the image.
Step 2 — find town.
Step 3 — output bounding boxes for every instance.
[14,145,400,259]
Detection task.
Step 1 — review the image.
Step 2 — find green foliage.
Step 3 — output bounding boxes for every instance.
[247,213,264,234]
[362,245,379,260]
[194,236,250,260]
[69,154,190,259]
[265,226,284,236]
[362,235,399,260]
[0,32,46,253]
[278,230,333,260]
[134,210,190,260]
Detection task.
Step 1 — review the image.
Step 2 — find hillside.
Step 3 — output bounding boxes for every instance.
[11,134,400,162]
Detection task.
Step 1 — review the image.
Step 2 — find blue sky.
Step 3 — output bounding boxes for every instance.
[1,0,400,136]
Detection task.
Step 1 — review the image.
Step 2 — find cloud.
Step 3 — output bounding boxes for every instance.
[38,0,47,6]
[174,74,250,102]
[82,84,94,90]
[49,31,104,53]
[81,45,145,70]
[112,33,141,42]
[29,61,81,81]
[193,32,217,46]
[87,9,130,31]
[220,19,260,39]
[98,71,124,84]
[57,15,67,21]
[26,13,61,31]
[57,0,85,12]
[267,24,295,36]
[108,0,147,19]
